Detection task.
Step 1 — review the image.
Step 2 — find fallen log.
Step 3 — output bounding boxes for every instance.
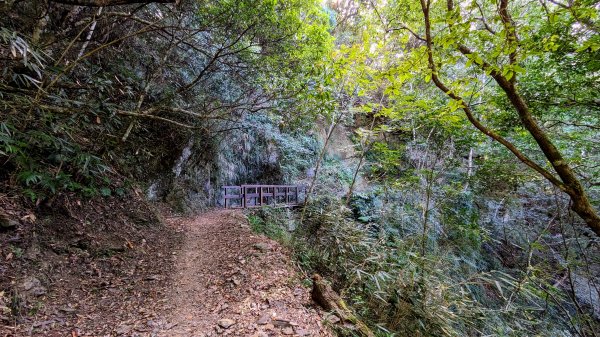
[311,274,375,337]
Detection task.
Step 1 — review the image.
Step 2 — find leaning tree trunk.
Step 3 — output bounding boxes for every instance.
[497,80,600,236]
[345,115,376,205]
[300,117,340,223]
[311,274,375,337]
[418,0,600,237]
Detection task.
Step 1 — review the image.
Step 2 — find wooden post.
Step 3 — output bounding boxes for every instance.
[242,185,246,209]
[222,185,305,208]
[295,186,298,205]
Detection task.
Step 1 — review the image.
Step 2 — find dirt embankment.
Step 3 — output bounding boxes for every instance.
[1,197,331,337]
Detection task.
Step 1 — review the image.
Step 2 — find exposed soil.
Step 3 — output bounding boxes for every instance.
[0,193,181,337]
[155,209,332,337]
[1,195,332,337]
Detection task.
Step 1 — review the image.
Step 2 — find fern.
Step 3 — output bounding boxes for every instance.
[17,171,42,186]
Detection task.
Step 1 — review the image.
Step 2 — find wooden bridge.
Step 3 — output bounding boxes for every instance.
[222,185,305,209]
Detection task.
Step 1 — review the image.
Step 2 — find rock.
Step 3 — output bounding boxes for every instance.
[295,328,312,336]
[323,313,340,324]
[253,243,270,252]
[0,215,18,229]
[30,287,47,296]
[273,318,291,328]
[116,325,132,335]
[21,277,47,296]
[164,322,178,330]
[218,318,236,329]
[252,332,268,337]
[343,322,359,330]
[256,313,271,325]
[58,307,77,313]
[24,242,41,260]
[282,326,294,335]
[267,298,285,309]
[22,277,40,291]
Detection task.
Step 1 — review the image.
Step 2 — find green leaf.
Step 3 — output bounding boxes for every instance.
[100,187,112,197]
[17,171,41,186]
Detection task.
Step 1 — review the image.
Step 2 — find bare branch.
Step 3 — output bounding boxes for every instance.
[50,0,176,7]
[475,1,497,34]
[545,120,600,130]
[116,110,198,129]
[387,25,426,42]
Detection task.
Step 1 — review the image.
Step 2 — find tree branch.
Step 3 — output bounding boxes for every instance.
[427,0,600,235]
[116,110,198,129]
[387,25,426,42]
[475,1,497,34]
[50,0,176,6]
[419,0,565,191]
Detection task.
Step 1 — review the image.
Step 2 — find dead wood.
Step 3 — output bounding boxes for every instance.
[311,274,375,337]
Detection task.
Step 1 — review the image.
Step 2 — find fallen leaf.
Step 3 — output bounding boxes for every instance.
[21,214,36,222]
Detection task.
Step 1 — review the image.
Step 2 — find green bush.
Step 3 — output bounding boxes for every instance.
[247,207,293,244]
[251,195,582,336]
[0,121,112,200]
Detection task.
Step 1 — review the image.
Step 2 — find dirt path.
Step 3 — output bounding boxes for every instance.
[156,209,332,337]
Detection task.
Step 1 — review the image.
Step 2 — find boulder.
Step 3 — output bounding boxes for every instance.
[0,214,18,229]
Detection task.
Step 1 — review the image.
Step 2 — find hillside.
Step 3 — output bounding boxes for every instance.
[1,0,599,336]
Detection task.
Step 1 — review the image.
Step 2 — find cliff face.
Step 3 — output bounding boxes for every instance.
[0,0,327,214]
[145,114,319,213]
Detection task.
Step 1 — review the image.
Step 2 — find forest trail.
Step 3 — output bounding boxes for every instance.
[156,209,332,337]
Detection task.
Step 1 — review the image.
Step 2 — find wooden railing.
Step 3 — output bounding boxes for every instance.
[222,185,304,209]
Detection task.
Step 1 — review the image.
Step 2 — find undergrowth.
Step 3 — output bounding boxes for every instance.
[249,196,587,337]
[247,207,294,245]
[0,120,118,201]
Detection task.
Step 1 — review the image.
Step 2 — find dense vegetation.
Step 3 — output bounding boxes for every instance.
[1,0,599,336]
[1,0,331,207]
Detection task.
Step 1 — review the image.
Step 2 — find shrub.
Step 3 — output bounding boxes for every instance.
[247,207,294,244]
[252,195,584,336]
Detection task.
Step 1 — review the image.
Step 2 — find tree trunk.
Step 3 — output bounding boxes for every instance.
[494,82,600,236]
[345,116,376,205]
[311,274,375,337]
[418,0,600,236]
[300,118,340,223]
[50,0,176,6]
